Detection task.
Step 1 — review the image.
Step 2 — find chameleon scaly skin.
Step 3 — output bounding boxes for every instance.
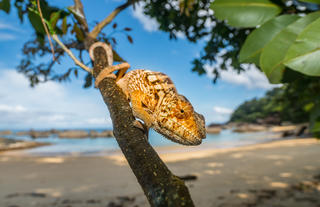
[117,70,206,145]
[91,43,206,145]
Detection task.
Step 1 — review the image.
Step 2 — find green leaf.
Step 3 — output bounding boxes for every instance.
[74,69,78,78]
[284,17,320,76]
[62,16,68,34]
[72,23,84,41]
[0,0,10,13]
[28,9,45,34]
[299,0,320,4]
[239,15,299,65]
[310,103,320,137]
[304,102,315,112]
[127,35,133,44]
[281,67,304,83]
[312,121,320,134]
[210,0,282,28]
[260,12,320,83]
[83,73,92,88]
[112,49,125,62]
[50,11,61,30]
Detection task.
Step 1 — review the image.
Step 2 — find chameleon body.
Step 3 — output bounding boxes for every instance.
[91,43,206,145]
[117,70,206,145]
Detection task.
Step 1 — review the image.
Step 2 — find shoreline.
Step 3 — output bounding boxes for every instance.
[2,136,318,162]
[1,128,286,157]
[109,137,319,163]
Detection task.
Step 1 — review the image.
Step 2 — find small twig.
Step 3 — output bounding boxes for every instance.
[89,0,133,38]
[36,0,55,61]
[52,34,92,73]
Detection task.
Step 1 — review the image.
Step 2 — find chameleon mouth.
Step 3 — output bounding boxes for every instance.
[157,121,203,146]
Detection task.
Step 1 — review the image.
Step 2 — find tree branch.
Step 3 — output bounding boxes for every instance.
[91,44,195,207]
[52,34,92,74]
[88,0,133,39]
[69,0,89,33]
[36,0,55,61]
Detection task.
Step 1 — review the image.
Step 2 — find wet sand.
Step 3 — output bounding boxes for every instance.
[1,138,320,207]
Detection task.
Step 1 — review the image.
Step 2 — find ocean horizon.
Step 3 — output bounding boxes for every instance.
[2,128,282,156]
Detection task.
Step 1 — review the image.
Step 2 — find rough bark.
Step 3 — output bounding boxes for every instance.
[90,42,195,207]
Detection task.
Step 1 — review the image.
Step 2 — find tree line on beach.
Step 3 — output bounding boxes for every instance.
[230,75,320,137]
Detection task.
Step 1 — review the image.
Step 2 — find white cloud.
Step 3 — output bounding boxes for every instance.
[0,33,16,41]
[204,106,234,124]
[0,21,22,40]
[131,2,187,39]
[0,104,27,112]
[0,69,112,129]
[175,31,185,39]
[0,22,21,32]
[86,117,111,125]
[213,106,233,115]
[205,62,281,90]
[131,2,159,32]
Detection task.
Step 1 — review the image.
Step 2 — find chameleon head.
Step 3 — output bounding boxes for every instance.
[154,94,206,145]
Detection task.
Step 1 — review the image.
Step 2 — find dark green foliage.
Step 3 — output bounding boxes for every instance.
[83,73,93,88]
[143,0,249,81]
[143,0,318,81]
[0,0,11,13]
[7,0,130,88]
[230,88,284,124]
[230,76,320,136]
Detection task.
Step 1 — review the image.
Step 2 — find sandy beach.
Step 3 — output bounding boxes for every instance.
[1,138,320,207]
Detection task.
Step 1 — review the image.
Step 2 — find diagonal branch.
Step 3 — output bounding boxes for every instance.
[52,34,92,74]
[37,0,55,61]
[88,0,134,38]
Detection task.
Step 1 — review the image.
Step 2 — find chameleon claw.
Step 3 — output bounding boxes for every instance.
[133,120,149,140]
[95,63,131,88]
[95,72,116,88]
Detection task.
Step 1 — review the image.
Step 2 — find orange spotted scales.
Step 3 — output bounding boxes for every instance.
[90,42,206,145]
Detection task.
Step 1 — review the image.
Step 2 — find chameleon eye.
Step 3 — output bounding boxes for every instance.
[180,109,184,113]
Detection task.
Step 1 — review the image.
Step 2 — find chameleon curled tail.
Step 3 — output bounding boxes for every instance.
[90,42,206,145]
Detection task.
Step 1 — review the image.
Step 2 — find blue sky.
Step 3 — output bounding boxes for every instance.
[0,0,277,130]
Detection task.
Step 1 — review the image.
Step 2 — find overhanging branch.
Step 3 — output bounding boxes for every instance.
[52,34,92,74]
[88,0,133,38]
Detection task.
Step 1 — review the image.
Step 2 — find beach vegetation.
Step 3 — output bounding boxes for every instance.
[230,75,320,130]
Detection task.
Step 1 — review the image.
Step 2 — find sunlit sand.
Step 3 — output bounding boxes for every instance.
[1,138,319,207]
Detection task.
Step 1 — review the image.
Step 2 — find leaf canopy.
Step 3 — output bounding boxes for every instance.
[211,0,282,27]
[260,12,320,83]
[284,17,320,76]
[239,15,299,65]
[0,0,10,13]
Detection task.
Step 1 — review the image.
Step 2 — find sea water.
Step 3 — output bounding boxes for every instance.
[3,129,281,156]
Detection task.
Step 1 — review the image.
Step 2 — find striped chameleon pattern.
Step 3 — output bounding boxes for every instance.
[90,42,206,145]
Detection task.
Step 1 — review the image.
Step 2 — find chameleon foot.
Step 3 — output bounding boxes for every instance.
[133,120,149,140]
[95,72,116,88]
[94,63,131,88]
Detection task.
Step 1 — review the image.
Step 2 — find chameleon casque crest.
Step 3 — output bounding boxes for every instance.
[90,42,206,145]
